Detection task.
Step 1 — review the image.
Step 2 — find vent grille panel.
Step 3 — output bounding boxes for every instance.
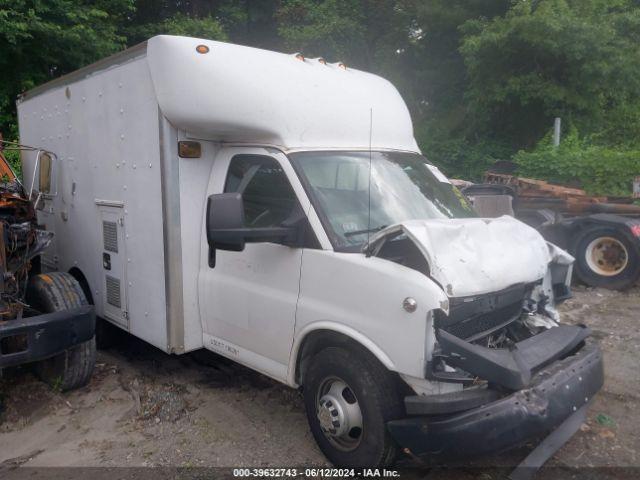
[103,221,118,253]
[106,275,121,308]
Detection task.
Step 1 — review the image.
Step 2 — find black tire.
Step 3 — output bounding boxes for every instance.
[27,272,96,391]
[303,347,403,468]
[572,226,640,290]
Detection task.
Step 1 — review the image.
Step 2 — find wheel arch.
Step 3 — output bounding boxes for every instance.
[68,267,94,305]
[289,323,396,387]
[567,215,640,252]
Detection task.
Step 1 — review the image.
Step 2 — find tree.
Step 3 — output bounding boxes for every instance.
[0,0,638,189]
[408,0,512,177]
[123,0,227,45]
[0,0,132,135]
[275,1,415,73]
[125,13,226,45]
[460,0,640,149]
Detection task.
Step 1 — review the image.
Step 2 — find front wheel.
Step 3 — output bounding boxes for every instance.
[303,347,403,468]
[572,226,640,290]
[27,272,96,391]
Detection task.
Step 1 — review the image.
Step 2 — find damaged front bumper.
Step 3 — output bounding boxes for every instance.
[0,306,95,368]
[387,340,603,461]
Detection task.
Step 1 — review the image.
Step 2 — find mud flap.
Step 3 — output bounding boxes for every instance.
[509,401,590,480]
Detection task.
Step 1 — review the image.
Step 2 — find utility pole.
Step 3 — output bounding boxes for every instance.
[553,117,561,147]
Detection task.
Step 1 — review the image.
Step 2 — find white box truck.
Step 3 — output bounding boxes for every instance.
[17,35,603,469]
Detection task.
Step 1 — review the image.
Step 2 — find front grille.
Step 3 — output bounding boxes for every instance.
[436,283,532,341]
[443,302,522,340]
[106,275,121,308]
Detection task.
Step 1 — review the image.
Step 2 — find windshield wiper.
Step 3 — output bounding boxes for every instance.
[344,225,388,238]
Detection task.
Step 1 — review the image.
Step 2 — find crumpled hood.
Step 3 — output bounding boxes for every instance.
[367,216,564,297]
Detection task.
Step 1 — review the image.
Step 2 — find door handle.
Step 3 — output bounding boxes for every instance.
[103,253,111,270]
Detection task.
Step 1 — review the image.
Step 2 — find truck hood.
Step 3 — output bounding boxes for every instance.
[366,216,559,297]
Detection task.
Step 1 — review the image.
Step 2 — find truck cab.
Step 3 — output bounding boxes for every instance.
[201,145,602,468]
[0,147,95,391]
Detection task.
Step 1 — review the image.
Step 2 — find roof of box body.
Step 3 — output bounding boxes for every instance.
[19,35,420,152]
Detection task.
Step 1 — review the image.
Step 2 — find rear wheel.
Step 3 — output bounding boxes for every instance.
[27,272,96,391]
[572,226,640,290]
[303,347,403,467]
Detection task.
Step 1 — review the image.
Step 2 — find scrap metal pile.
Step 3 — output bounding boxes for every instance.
[0,149,53,321]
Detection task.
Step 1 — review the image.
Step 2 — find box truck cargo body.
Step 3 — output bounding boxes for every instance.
[17,35,603,469]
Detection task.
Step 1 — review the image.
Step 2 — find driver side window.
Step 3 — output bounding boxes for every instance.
[224,155,298,228]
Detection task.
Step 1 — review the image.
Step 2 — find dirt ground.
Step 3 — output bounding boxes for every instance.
[0,285,638,478]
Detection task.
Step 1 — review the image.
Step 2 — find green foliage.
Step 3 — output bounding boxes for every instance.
[0,0,637,196]
[415,121,512,180]
[276,0,367,60]
[460,0,640,149]
[275,0,416,100]
[126,13,227,45]
[0,0,133,132]
[515,129,640,196]
[3,149,22,179]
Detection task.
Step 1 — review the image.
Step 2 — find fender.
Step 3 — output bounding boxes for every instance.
[565,213,640,251]
[287,321,396,386]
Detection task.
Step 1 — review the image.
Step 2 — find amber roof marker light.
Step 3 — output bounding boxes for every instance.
[196,44,210,54]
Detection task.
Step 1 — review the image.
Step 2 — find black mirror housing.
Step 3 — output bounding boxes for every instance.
[206,194,305,264]
[206,193,246,252]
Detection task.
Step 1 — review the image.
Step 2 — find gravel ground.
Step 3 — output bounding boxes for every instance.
[0,285,638,478]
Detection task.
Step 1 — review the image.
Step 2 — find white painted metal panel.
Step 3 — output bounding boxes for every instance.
[17,56,170,352]
[174,130,215,352]
[197,147,313,382]
[290,250,449,384]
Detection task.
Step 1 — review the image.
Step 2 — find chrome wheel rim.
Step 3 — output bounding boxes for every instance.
[585,236,628,276]
[316,376,363,451]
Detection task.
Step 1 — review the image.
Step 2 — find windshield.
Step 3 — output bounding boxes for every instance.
[290,151,475,251]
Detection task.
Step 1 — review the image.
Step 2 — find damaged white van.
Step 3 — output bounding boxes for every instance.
[17,35,603,469]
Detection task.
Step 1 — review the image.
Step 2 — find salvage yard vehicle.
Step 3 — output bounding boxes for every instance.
[16,35,603,470]
[0,145,95,390]
[463,172,640,290]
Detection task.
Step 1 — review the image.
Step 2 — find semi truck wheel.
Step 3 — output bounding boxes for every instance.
[572,226,640,290]
[27,272,96,391]
[303,347,403,468]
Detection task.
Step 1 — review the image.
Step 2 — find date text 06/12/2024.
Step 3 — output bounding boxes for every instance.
[232,468,401,477]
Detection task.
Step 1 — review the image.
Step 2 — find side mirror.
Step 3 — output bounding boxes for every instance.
[29,150,57,200]
[206,192,246,252]
[206,193,304,267]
